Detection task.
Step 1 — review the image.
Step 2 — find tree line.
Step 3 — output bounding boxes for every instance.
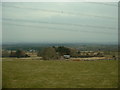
[2,46,105,59]
[2,49,30,58]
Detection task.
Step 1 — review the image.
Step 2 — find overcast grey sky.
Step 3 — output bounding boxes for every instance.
[2,2,118,44]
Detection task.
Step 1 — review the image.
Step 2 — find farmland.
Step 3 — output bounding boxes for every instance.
[2,58,118,88]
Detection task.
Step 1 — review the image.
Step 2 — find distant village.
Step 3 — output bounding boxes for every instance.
[1,46,118,61]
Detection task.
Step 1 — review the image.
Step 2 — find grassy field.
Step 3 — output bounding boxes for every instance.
[2,58,118,88]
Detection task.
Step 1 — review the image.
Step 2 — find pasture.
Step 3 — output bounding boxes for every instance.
[2,58,118,88]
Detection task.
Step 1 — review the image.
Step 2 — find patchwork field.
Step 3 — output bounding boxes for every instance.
[2,58,118,88]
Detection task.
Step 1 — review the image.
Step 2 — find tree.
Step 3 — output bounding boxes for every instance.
[16,50,23,58]
[56,46,71,56]
[38,47,59,60]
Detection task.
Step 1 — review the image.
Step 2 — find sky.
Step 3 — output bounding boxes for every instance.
[2,2,118,44]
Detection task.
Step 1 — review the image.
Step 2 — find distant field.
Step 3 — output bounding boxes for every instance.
[2,58,118,88]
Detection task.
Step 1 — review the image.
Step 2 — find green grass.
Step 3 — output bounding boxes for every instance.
[2,58,118,88]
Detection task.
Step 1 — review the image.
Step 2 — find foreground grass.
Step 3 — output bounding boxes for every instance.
[2,58,118,88]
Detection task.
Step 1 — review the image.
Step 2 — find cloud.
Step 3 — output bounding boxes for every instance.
[2,2,118,44]
[3,18,117,30]
[2,3,117,19]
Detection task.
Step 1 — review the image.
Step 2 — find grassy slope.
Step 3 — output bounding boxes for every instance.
[2,58,118,88]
